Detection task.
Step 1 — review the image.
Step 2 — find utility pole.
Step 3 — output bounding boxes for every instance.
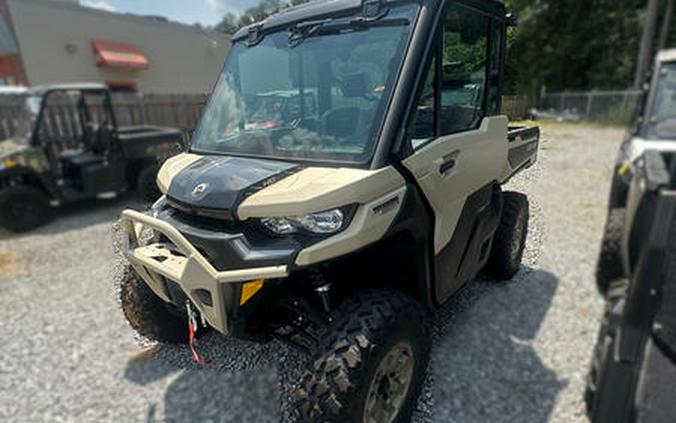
[634,0,662,88]
[659,0,674,50]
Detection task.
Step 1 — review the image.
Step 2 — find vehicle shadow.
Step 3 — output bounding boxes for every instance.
[429,268,565,423]
[0,193,147,241]
[123,334,303,423]
[122,267,563,423]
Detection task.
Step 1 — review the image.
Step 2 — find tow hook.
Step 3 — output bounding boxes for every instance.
[185,301,211,365]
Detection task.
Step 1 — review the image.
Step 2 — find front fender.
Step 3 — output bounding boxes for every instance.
[0,165,57,199]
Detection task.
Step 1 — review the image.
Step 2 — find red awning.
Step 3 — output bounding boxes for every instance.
[92,40,149,70]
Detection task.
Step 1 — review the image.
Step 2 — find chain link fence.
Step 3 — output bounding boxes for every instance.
[537,89,643,124]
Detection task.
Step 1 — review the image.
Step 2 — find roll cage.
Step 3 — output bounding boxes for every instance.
[26,84,119,149]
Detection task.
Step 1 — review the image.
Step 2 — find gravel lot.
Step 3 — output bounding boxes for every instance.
[0,123,623,423]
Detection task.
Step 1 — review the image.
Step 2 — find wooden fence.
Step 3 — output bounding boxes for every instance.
[501,95,534,121]
[0,93,532,143]
[0,93,209,144]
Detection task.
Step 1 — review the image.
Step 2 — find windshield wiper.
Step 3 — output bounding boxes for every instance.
[288,16,409,47]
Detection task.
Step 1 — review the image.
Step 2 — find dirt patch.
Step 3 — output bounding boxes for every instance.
[0,251,26,279]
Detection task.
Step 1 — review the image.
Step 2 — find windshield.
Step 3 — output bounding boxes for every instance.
[191,4,418,163]
[646,63,676,139]
[12,95,41,143]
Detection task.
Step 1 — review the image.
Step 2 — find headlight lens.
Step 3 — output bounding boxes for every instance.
[297,209,344,234]
[260,216,298,234]
[261,209,345,235]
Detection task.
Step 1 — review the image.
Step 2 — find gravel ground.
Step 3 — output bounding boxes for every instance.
[0,123,623,423]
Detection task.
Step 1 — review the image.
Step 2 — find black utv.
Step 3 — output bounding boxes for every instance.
[0,83,183,232]
[116,1,539,422]
[586,150,676,423]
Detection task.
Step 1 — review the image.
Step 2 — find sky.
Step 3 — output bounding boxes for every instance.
[80,0,262,27]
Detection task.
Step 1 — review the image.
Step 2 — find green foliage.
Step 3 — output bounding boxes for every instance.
[504,0,644,95]
[215,0,309,34]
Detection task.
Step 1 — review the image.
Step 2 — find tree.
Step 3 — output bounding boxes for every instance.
[503,0,644,95]
[214,0,310,34]
[214,12,239,34]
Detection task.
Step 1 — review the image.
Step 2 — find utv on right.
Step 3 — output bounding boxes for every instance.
[598,49,676,295]
[587,150,676,422]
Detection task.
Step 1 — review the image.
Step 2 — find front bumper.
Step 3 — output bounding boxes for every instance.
[119,209,288,335]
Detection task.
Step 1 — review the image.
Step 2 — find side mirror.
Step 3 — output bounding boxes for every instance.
[506,13,518,28]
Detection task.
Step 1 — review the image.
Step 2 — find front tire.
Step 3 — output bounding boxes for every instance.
[136,164,161,203]
[293,290,430,423]
[486,191,530,279]
[119,266,189,344]
[0,185,51,232]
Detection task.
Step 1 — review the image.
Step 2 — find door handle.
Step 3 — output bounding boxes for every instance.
[438,150,460,175]
[439,159,456,174]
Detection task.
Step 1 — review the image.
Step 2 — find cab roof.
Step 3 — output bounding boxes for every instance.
[233,0,506,42]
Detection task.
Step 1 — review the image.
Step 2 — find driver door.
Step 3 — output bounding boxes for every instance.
[402,2,508,304]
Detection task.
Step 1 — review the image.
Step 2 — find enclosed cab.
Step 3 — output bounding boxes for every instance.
[117,1,539,421]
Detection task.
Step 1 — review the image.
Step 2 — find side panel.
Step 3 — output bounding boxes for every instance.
[402,116,509,253]
[500,125,540,182]
[434,183,501,302]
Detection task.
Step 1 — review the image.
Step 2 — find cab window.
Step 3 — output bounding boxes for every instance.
[411,2,494,149]
[440,4,489,134]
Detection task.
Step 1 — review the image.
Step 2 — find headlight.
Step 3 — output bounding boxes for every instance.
[261,209,345,235]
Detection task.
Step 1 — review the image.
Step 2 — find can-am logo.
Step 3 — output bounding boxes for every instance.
[191,182,209,197]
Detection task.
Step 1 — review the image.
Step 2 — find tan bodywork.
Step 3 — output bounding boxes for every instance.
[124,157,407,333]
[403,116,510,253]
[240,166,407,266]
[155,153,408,267]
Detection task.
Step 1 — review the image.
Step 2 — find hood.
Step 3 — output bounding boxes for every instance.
[164,155,300,217]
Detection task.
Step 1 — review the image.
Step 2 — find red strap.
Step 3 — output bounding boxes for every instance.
[188,321,211,365]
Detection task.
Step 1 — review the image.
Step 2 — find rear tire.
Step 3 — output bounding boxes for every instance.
[136,164,161,203]
[293,290,430,423]
[596,208,625,297]
[0,185,51,232]
[119,266,189,344]
[486,191,529,279]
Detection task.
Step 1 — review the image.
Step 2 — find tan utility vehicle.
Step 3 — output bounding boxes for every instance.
[117,0,539,421]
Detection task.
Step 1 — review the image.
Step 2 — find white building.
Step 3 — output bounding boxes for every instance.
[0,0,231,94]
